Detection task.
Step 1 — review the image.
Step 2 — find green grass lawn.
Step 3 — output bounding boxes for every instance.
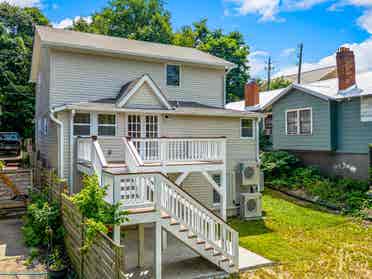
[230,189,372,278]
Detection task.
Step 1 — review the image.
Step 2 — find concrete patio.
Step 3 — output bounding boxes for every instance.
[121,225,272,278]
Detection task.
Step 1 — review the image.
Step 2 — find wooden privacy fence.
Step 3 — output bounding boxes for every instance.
[61,193,126,279]
[36,166,126,279]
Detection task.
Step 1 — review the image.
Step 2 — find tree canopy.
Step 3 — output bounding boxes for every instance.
[0,3,49,137]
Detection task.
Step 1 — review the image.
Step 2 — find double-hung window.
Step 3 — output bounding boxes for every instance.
[73,113,91,136]
[286,108,312,135]
[264,114,273,135]
[166,64,180,86]
[98,114,116,136]
[241,119,254,139]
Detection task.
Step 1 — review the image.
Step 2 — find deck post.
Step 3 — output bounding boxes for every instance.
[221,168,227,221]
[154,221,162,279]
[138,224,145,267]
[162,230,167,250]
[113,225,121,244]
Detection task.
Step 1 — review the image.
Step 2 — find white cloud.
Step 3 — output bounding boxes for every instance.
[249,50,269,77]
[226,0,281,21]
[281,47,296,57]
[276,39,372,76]
[0,0,40,7]
[358,9,372,33]
[284,0,329,10]
[53,16,92,29]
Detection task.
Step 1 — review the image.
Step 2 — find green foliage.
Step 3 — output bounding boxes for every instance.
[22,190,64,247]
[0,160,4,170]
[69,175,128,252]
[72,0,173,44]
[260,151,300,180]
[261,151,371,215]
[48,247,66,271]
[258,76,292,91]
[0,3,49,137]
[259,129,271,150]
[173,19,249,102]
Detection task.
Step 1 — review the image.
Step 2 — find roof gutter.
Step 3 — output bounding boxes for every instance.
[49,109,64,179]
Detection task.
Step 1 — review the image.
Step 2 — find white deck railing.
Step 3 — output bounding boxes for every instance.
[112,172,238,267]
[77,137,92,163]
[130,137,226,163]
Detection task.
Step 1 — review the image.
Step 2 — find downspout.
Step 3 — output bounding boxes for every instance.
[70,110,75,193]
[49,109,64,179]
[256,115,262,164]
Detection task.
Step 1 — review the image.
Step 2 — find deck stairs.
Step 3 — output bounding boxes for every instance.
[76,137,239,274]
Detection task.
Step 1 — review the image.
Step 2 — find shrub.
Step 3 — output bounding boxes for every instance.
[260,151,300,180]
[69,175,128,252]
[22,190,64,247]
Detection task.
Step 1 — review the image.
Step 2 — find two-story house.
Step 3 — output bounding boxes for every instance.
[227,47,372,180]
[30,26,264,276]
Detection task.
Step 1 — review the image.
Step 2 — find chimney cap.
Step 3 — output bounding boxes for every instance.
[337,46,352,53]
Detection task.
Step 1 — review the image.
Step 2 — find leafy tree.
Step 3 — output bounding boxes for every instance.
[258,76,292,92]
[0,3,49,138]
[173,19,250,102]
[72,0,173,44]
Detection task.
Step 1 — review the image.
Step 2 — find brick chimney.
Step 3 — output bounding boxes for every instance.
[245,80,259,107]
[336,47,356,92]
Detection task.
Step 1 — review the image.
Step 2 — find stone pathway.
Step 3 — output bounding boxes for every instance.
[0,218,47,278]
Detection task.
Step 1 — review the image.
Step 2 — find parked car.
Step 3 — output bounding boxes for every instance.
[0,132,21,156]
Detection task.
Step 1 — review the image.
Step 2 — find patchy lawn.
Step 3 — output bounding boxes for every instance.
[230,189,372,279]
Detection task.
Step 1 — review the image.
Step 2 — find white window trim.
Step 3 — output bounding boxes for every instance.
[240,118,255,139]
[97,113,117,137]
[73,112,92,137]
[285,107,313,136]
[165,63,182,88]
[125,113,160,138]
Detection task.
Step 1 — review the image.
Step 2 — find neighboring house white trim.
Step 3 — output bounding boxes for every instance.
[116,74,173,109]
[285,107,313,136]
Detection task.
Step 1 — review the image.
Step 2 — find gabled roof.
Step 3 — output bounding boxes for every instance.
[281,65,337,84]
[30,26,235,81]
[225,71,372,112]
[116,74,172,109]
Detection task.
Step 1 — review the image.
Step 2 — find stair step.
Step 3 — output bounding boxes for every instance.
[179,227,188,232]
[220,257,230,263]
[205,246,213,251]
[170,221,180,226]
[196,240,206,245]
[161,212,171,219]
[213,252,222,257]
[188,234,197,239]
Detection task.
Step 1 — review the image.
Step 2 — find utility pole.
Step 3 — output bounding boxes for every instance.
[297,43,304,84]
[265,56,273,91]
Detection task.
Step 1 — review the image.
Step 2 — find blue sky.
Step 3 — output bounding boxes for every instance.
[5,0,372,77]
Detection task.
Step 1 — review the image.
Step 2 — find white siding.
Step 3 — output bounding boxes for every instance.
[49,50,225,108]
[125,83,165,109]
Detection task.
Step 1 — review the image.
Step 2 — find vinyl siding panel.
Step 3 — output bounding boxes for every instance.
[49,50,224,108]
[125,83,165,109]
[180,173,214,209]
[336,98,372,154]
[272,89,332,151]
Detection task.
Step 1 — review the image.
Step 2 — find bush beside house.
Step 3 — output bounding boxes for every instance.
[261,151,371,216]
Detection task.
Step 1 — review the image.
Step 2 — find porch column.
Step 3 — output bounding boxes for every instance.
[221,169,227,221]
[154,221,162,279]
[138,224,145,267]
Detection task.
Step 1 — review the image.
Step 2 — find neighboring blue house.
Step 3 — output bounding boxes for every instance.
[227,47,372,180]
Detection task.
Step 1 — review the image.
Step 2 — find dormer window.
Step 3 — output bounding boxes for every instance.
[166,64,180,86]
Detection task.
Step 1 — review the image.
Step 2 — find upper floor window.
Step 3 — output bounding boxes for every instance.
[286,108,312,135]
[166,64,180,86]
[73,113,91,136]
[98,114,116,136]
[241,119,254,139]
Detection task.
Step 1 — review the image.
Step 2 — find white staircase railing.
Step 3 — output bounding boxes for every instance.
[130,137,226,163]
[76,137,92,163]
[115,173,239,270]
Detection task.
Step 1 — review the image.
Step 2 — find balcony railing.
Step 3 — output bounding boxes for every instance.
[130,137,226,163]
